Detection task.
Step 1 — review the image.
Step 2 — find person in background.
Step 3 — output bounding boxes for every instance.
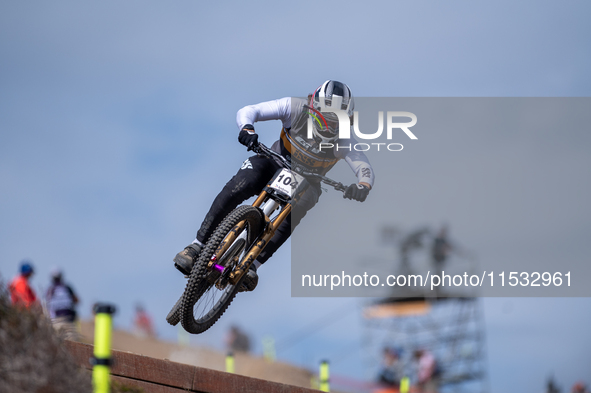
[9,260,38,309]
[133,303,156,338]
[225,325,251,353]
[377,346,404,390]
[46,268,80,340]
[413,349,439,393]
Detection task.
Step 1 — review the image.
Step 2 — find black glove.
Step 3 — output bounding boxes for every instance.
[344,183,370,202]
[238,125,259,151]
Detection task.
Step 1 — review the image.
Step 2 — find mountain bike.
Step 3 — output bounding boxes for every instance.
[167,142,347,334]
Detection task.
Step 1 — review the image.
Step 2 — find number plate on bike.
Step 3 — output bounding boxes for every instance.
[269,168,294,197]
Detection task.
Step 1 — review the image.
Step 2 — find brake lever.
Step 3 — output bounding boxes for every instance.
[251,143,263,155]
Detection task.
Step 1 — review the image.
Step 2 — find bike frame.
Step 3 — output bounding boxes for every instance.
[205,143,346,287]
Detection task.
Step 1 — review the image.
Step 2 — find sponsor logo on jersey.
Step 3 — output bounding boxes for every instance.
[241,159,253,170]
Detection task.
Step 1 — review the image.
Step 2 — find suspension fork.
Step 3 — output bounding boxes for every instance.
[251,191,267,208]
[228,203,292,285]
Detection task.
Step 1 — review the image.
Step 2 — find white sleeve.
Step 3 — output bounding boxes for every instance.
[236,97,292,130]
[344,151,375,188]
[334,134,375,187]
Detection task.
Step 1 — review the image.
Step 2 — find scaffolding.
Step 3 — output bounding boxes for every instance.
[362,226,489,393]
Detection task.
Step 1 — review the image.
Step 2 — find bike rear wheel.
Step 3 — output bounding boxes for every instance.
[180,205,264,334]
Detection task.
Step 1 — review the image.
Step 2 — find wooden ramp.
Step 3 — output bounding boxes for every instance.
[64,341,320,393]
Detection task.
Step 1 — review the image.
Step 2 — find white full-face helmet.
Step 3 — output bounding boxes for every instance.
[308,80,354,143]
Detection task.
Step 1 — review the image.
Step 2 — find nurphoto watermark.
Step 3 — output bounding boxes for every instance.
[306,105,418,152]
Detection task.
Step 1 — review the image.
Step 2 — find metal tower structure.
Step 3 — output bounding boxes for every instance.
[362,225,489,393]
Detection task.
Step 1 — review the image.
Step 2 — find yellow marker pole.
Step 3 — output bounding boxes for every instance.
[319,359,330,392]
[226,352,235,373]
[400,376,410,393]
[262,335,276,363]
[92,303,116,393]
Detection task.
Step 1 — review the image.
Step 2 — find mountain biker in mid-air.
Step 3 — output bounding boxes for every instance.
[173,80,375,291]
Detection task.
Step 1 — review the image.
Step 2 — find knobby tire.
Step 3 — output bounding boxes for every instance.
[166,296,183,326]
[180,205,264,334]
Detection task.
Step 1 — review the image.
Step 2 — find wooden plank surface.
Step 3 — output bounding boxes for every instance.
[190,366,320,393]
[63,340,320,393]
[111,375,195,393]
[64,341,194,390]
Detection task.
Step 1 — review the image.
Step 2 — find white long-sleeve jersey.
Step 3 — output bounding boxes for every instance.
[236,97,375,188]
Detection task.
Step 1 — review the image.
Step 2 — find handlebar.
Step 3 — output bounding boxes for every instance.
[251,143,290,168]
[252,143,347,193]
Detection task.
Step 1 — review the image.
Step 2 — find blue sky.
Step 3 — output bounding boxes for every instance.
[1,2,590,392]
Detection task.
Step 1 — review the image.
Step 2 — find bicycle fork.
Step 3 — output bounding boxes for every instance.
[228,203,291,285]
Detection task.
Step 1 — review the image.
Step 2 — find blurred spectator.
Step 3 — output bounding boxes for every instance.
[8,260,39,309]
[133,303,156,338]
[413,349,439,393]
[377,346,403,388]
[225,325,251,353]
[46,268,80,340]
[572,381,588,393]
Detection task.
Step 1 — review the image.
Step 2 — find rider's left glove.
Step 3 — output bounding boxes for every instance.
[238,125,259,151]
[344,183,370,202]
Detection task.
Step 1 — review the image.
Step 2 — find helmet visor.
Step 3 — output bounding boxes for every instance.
[314,112,339,140]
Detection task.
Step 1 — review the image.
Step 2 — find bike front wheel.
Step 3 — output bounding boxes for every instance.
[180,205,264,334]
